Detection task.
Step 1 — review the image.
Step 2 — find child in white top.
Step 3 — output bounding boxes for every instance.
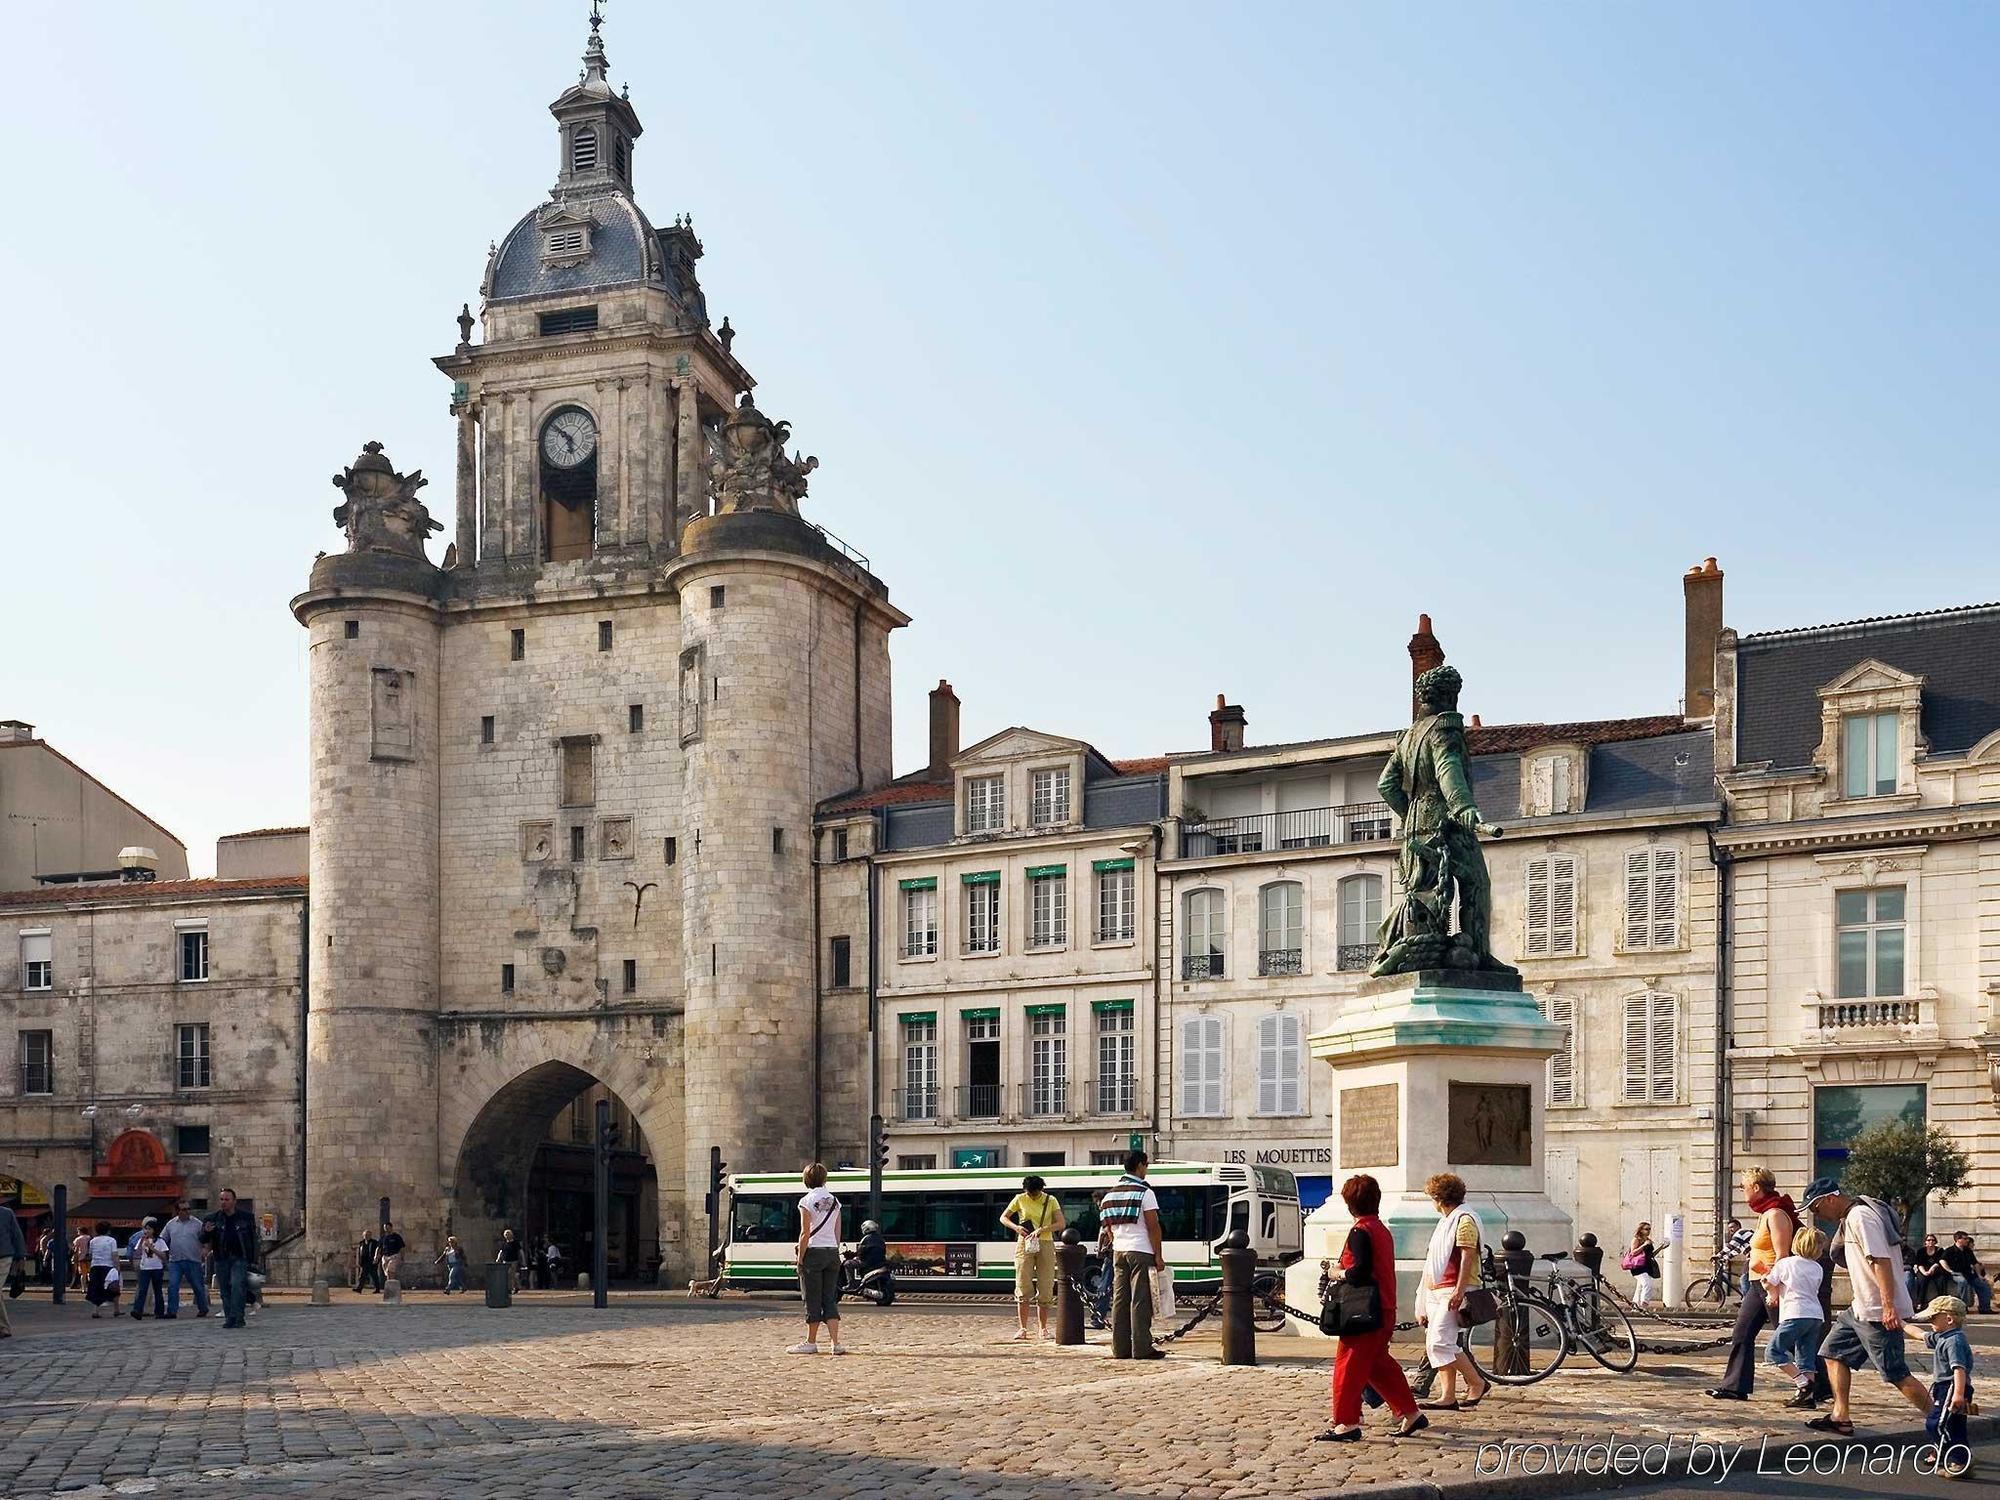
[1764,1225,1828,1401]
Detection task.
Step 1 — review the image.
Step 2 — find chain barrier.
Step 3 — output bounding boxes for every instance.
[1057,1273,1220,1344]
[1597,1281,1740,1354]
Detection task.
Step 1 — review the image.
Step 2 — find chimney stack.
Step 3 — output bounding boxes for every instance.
[1682,558,1724,720]
[927,680,961,779]
[0,720,35,744]
[1208,693,1247,754]
[1408,613,1445,719]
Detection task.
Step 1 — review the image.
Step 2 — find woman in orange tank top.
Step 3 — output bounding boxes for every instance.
[1709,1166,1798,1401]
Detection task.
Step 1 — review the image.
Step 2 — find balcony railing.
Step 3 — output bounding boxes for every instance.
[1180,801,1394,859]
[1258,948,1303,976]
[1088,1076,1139,1117]
[1337,943,1376,973]
[1817,997,1923,1030]
[1021,1080,1069,1117]
[1182,952,1226,981]
[891,1086,939,1123]
[957,1083,1002,1119]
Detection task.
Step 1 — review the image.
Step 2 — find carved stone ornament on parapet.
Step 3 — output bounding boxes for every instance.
[331,441,442,558]
[713,391,817,517]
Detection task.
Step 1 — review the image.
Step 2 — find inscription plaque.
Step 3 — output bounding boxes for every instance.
[1447,1082,1532,1167]
[1338,1082,1400,1168]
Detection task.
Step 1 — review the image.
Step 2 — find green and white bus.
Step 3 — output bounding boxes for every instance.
[720,1161,1303,1292]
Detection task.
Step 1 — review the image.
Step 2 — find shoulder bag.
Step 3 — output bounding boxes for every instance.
[1320,1277,1384,1337]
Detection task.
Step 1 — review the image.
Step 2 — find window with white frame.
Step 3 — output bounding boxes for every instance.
[1622,846,1680,950]
[1836,888,1905,998]
[1028,868,1068,948]
[20,930,52,991]
[1523,854,1580,957]
[1254,1012,1303,1114]
[965,775,1004,833]
[1095,862,1135,942]
[1620,992,1677,1103]
[1336,875,1382,971]
[1842,712,1898,798]
[900,1016,938,1120]
[1538,994,1578,1107]
[176,1022,212,1090]
[1257,882,1303,976]
[19,1029,52,1095]
[1095,1004,1135,1114]
[178,924,210,983]
[1183,889,1226,979]
[1029,766,1072,827]
[1179,1014,1225,1117]
[901,881,938,958]
[963,875,1000,954]
[1029,1008,1067,1114]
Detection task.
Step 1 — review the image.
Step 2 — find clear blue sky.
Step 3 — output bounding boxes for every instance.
[2,3,1993,873]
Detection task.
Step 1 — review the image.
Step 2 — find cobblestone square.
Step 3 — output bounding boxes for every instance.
[0,1292,1959,1498]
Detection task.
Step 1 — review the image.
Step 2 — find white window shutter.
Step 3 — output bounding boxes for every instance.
[1530,758,1554,816]
[1649,992,1678,1102]
[1181,1018,1203,1116]
[1256,1014,1277,1114]
[1550,855,1578,955]
[1622,994,1649,1102]
[1551,755,1571,814]
[1524,858,1550,956]
[1540,995,1576,1106]
[1624,849,1651,949]
[1278,1013,1301,1113]
[1651,848,1680,949]
[1204,1016,1224,1116]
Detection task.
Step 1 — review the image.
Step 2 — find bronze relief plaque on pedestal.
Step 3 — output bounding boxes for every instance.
[1339,1083,1400,1168]
[1447,1082,1532,1167]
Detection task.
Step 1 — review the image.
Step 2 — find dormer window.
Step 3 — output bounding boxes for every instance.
[1524,750,1581,817]
[572,126,599,173]
[1029,766,1071,827]
[965,775,1004,834]
[1842,712,1898,798]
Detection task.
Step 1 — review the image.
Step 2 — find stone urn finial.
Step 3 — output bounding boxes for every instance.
[331,441,441,558]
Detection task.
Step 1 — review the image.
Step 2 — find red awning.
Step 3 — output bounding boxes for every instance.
[61,1195,178,1226]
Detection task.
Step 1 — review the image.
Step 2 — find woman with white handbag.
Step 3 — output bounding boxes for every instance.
[1000,1175,1067,1342]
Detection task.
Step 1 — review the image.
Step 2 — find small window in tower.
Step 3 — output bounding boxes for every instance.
[344,620,360,640]
[614,137,629,177]
[570,825,586,862]
[537,305,599,336]
[501,963,515,993]
[561,739,595,807]
[481,715,495,745]
[598,620,613,652]
[629,703,644,734]
[510,629,525,661]
[664,836,678,865]
[572,126,598,173]
[772,827,786,856]
[622,959,637,994]
[832,829,849,863]
[710,585,726,609]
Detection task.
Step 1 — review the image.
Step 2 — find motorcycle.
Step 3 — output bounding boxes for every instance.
[840,1247,896,1305]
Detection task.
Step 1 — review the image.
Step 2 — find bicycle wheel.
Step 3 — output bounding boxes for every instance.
[1467,1290,1569,1386]
[1252,1276,1287,1333]
[1572,1288,1639,1373]
[1681,1275,1719,1310]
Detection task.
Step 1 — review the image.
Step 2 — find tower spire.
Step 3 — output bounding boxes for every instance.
[582,0,609,85]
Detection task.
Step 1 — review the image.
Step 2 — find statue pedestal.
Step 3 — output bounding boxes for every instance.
[1282,971,1573,1337]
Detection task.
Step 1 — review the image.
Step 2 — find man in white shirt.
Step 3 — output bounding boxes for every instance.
[1800,1178,1930,1436]
[1098,1151,1166,1360]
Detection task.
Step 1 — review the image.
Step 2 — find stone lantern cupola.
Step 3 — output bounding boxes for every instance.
[550,2,642,197]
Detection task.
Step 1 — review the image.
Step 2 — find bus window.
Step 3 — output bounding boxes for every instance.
[878,1197,924,1241]
[1150,1186,1224,1242]
[1261,1200,1279,1243]
[925,1192,995,1242]
[1055,1191,1098,1239]
[731,1196,793,1242]
[1227,1198,1250,1244]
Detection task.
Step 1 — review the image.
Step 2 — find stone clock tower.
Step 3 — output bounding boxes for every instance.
[292,11,904,1279]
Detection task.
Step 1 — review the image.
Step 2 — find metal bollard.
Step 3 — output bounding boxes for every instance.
[1219,1230,1257,1367]
[1494,1231,1535,1376]
[310,1278,330,1306]
[484,1263,512,1308]
[1055,1230,1086,1346]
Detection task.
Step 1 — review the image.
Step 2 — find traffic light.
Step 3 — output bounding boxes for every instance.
[871,1114,889,1172]
[705,1146,726,1221]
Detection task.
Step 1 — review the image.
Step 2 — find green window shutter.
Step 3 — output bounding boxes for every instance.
[1025,864,1067,879]
[1092,857,1135,873]
[1090,998,1135,1013]
[961,870,1001,885]
[898,876,937,891]
[961,1006,1001,1021]
[1025,1002,1068,1018]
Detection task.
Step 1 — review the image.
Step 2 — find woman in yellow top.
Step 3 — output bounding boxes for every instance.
[1707,1165,1798,1401]
[1000,1175,1067,1341]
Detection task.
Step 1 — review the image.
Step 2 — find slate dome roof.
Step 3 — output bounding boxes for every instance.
[485,190,658,304]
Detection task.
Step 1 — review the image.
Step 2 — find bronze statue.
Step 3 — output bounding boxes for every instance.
[1370,664,1517,978]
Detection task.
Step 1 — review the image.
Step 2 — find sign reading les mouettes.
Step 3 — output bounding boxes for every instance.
[1179,1139,1334,1168]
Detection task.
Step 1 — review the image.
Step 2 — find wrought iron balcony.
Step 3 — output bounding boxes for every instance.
[1021,1080,1069,1117]
[1258,948,1303,976]
[956,1083,1002,1119]
[891,1086,939,1123]
[1180,801,1395,859]
[1182,952,1226,981]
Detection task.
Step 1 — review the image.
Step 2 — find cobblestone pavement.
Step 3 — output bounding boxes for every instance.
[0,1292,1958,1498]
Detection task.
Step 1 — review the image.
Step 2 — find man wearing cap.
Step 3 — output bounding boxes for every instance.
[1799,1177,1930,1436]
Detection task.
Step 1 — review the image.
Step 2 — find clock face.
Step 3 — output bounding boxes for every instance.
[541,408,598,468]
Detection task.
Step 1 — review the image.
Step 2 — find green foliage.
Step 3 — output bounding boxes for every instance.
[1840,1119,1972,1220]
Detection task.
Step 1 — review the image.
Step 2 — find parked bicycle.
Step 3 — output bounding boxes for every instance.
[1462,1247,1639,1385]
[1680,1247,1741,1311]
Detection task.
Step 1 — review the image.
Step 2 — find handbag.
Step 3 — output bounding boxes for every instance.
[1458,1286,1500,1327]
[1153,1264,1177,1319]
[1319,1277,1384,1337]
[1620,1248,1647,1272]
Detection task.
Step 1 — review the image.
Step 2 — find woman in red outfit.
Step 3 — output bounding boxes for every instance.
[1316,1174,1427,1443]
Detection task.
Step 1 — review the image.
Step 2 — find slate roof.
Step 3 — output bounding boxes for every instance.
[1735,602,2000,769]
[488,190,658,303]
[0,875,308,909]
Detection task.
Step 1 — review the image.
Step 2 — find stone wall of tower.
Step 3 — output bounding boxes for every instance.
[301,592,443,1272]
[672,533,899,1200]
